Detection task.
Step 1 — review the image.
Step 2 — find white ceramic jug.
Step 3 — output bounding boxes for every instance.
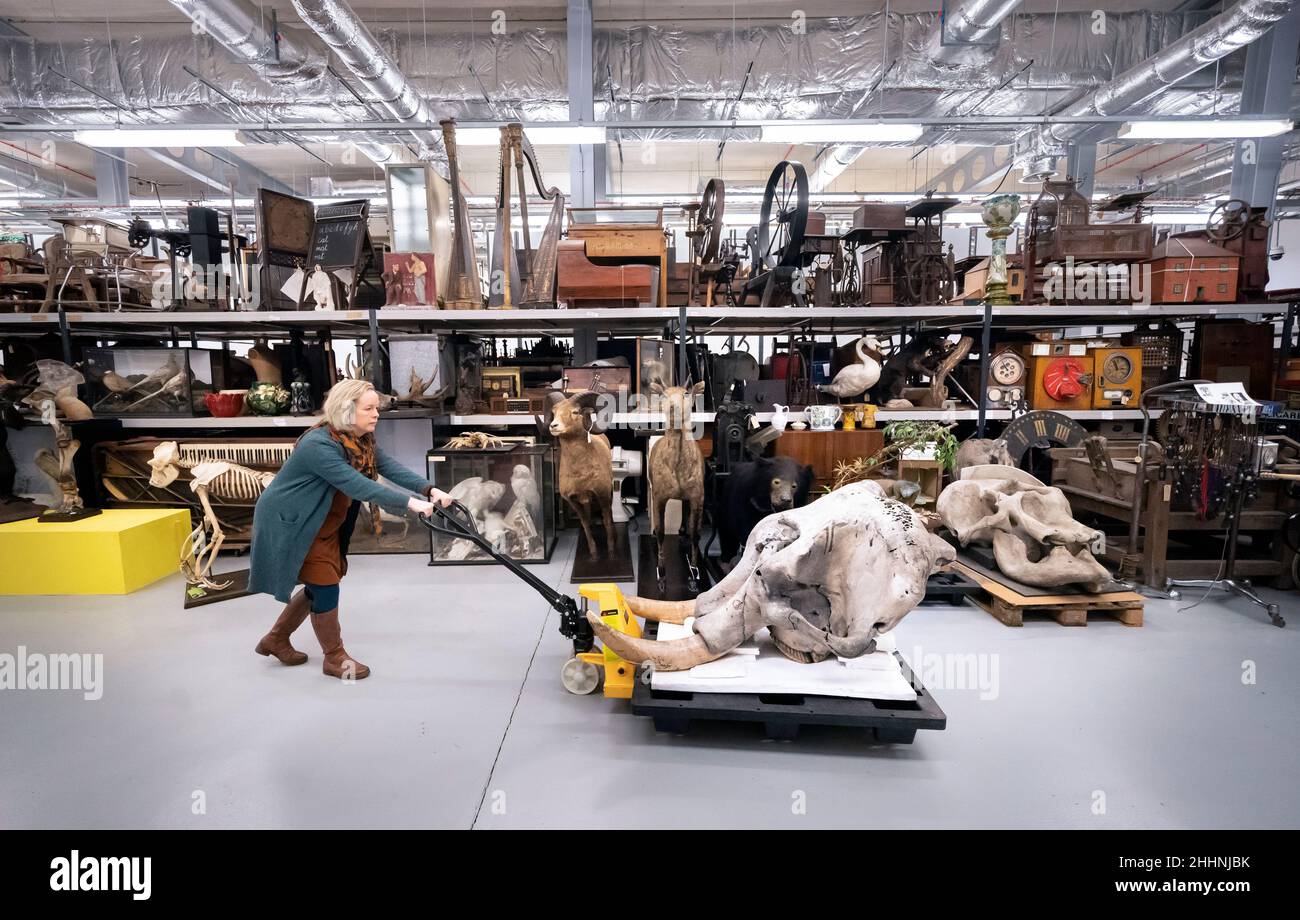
[771,404,790,431]
[807,404,843,431]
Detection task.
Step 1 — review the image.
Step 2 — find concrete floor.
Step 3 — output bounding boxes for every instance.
[2,527,1298,829]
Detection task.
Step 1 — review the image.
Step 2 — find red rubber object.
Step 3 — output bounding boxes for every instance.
[1043,357,1088,401]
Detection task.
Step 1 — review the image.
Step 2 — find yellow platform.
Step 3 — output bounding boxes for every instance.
[0,508,191,595]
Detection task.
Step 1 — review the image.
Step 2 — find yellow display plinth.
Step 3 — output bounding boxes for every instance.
[0,509,191,595]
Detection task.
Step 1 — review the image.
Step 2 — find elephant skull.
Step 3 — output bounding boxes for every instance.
[589,481,955,669]
[936,474,1111,592]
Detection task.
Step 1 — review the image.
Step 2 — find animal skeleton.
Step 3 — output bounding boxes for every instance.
[441,431,505,450]
[148,441,276,590]
[590,481,955,669]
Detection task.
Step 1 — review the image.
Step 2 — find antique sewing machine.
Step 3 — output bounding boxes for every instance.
[858,195,958,306]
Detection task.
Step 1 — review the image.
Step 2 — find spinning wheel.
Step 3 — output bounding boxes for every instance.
[757,161,808,271]
[694,178,725,264]
[1207,198,1250,242]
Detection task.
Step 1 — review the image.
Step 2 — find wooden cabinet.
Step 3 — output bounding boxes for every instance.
[773,429,885,490]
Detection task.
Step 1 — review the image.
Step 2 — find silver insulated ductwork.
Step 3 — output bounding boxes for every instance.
[1022,0,1296,177]
[166,0,395,165]
[289,0,449,176]
[167,0,325,84]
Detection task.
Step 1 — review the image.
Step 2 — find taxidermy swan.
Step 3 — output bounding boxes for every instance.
[819,336,882,399]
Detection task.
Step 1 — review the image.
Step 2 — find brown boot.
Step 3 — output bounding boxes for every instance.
[255,590,310,665]
[309,608,370,680]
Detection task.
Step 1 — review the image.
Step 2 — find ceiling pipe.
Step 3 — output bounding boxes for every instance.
[1021,0,1296,178]
[813,0,1023,192]
[166,0,395,165]
[933,0,1025,52]
[0,151,94,199]
[289,0,449,177]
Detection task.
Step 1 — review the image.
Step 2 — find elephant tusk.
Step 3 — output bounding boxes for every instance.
[586,611,725,671]
[623,595,696,624]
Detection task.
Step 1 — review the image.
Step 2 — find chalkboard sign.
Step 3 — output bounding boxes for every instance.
[307,199,369,271]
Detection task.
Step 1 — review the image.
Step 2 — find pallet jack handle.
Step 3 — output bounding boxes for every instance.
[419,502,594,651]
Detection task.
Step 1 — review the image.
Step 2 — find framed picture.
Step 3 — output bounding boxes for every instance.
[636,337,675,396]
[481,366,523,399]
[382,252,438,307]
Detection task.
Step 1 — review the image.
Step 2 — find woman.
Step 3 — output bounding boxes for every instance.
[249,379,451,680]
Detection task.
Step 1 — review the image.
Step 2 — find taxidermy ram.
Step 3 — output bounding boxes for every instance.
[543,390,616,558]
[589,480,955,669]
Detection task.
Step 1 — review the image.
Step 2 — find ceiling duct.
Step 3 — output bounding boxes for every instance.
[289,0,449,177]
[0,152,92,199]
[933,0,1025,54]
[166,0,394,165]
[813,0,1024,191]
[1020,0,1296,178]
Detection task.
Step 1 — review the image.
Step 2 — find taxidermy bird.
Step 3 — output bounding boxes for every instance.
[510,464,542,522]
[819,336,882,400]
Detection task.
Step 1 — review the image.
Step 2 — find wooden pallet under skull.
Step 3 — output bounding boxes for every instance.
[952,556,1144,627]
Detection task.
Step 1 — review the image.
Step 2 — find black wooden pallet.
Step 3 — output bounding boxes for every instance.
[921,569,982,605]
[629,652,946,743]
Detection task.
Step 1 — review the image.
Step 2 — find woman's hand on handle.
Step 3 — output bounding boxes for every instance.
[407,496,436,518]
[426,487,454,508]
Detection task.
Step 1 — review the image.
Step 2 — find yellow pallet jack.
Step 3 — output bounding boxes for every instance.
[421,503,641,699]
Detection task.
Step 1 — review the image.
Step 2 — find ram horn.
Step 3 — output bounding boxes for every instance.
[623,596,695,624]
[586,611,724,671]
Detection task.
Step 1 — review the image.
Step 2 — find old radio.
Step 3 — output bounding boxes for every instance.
[986,347,1027,409]
[490,395,547,414]
[1089,346,1142,409]
[1024,341,1094,411]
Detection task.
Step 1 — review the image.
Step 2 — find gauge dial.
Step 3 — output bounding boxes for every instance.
[991,352,1025,386]
[1103,353,1134,384]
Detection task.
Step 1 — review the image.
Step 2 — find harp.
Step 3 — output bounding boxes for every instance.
[440,119,485,309]
[491,123,564,308]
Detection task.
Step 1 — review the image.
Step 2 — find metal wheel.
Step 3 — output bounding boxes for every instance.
[561,656,601,695]
[1207,198,1250,242]
[694,178,726,264]
[757,161,808,271]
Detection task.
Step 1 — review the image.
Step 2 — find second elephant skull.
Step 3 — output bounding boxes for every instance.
[588,480,955,669]
[937,474,1111,592]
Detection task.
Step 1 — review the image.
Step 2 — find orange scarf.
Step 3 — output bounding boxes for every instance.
[308,423,377,479]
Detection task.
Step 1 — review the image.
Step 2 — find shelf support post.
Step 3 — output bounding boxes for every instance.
[976,300,993,437]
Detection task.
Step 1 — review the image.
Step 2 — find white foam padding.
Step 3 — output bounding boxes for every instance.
[649,621,917,701]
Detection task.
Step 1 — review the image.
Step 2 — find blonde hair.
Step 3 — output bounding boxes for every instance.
[322,378,376,431]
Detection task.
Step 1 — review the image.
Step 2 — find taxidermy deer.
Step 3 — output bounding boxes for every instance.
[148,441,276,591]
[544,390,615,558]
[648,381,706,592]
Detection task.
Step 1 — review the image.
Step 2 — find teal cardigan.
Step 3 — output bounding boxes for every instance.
[248,426,432,602]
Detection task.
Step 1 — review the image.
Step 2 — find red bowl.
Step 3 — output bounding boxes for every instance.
[204,390,246,417]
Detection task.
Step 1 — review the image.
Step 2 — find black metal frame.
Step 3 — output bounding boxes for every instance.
[418,501,594,651]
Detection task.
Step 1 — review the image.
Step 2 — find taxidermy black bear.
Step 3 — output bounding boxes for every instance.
[717,456,814,565]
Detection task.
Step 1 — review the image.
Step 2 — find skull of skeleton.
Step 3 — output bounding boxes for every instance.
[148,441,183,488]
[936,471,1110,593]
[589,480,955,669]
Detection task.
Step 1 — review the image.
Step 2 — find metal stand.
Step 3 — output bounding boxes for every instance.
[1166,477,1285,627]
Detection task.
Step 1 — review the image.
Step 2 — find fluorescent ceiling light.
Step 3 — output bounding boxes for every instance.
[1118,119,1293,140]
[75,128,249,148]
[760,122,924,144]
[453,125,607,146]
[1143,212,1213,224]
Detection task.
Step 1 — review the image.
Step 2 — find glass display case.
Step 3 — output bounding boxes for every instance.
[83,347,220,417]
[427,442,556,565]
